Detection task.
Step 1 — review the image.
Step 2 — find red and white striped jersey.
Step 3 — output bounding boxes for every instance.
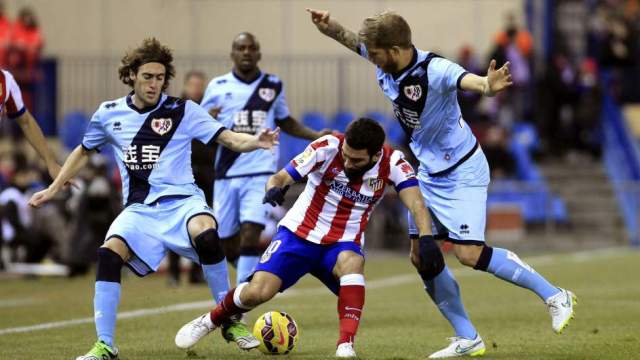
[280,134,418,245]
[0,69,26,119]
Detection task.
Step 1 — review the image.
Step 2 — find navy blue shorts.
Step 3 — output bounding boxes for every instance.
[254,227,364,295]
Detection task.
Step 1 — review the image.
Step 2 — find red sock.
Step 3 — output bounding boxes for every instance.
[337,284,365,345]
[209,287,248,326]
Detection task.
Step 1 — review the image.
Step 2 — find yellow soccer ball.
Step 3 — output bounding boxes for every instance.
[253,311,299,355]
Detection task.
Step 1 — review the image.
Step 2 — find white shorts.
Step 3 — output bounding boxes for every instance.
[408,149,490,244]
[213,175,270,238]
[105,194,215,276]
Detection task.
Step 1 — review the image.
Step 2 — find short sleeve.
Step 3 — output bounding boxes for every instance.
[274,86,290,120]
[4,72,26,119]
[389,151,419,192]
[82,111,108,151]
[284,136,334,181]
[200,80,220,112]
[428,57,469,93]
[185,101,226,145]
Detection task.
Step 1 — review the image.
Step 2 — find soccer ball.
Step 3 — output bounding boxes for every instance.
[253,311,299,355]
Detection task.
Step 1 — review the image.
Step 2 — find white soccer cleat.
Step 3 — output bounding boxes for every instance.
[336,342,357,358]
[175,313,217,349]
[546,288,577,334]
[428,335,486,358]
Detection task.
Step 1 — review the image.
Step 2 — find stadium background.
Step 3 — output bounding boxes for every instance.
[0,1,639,359]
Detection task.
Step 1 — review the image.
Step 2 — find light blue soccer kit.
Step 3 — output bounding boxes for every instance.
[83,94,225,274]
[82,93,231,347]
[201,71,290,283]
[359,45,560,340]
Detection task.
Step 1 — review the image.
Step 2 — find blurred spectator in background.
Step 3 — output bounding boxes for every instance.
[490,13,533,125]
[7,6,43,111]
[65,155,120,276]
[0,153,53,265]
[167,70,210,286]
[0,1,11,68]
[481,124,516,179]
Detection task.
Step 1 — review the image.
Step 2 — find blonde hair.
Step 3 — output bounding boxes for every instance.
[358,11,412,49]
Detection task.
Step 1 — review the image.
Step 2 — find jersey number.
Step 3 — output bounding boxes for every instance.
[259,239,282,263]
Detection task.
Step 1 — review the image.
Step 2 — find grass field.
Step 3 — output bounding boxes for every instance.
[1,248,639,360]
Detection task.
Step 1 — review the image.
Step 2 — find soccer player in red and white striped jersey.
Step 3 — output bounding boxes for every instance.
[176,118,434,358]
[1,68,62,179]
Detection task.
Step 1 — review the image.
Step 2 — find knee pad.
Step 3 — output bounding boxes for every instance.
[417,235,445,281]
[194,228,225,265]
[473,245,494,271]
[96,247,124,283]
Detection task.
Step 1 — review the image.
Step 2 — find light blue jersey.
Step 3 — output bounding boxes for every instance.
[201,71,290,178]
[82,93,226,206]
[358,45,477,176]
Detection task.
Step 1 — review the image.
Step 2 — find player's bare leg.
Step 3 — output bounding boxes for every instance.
[454,243,576,334]
[176,215,259,351]
[76,237,130,360]
[175,271,279,350]
[332,250,365,358]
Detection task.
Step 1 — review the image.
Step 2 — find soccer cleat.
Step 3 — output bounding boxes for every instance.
[336,342,357,358]
[546,288,577,334]
[75,340,118,360]
[175,313,217,349]
[221,319,260,350]
[428,335,486,358]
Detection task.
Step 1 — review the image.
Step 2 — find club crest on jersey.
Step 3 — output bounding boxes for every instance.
[403,85,422,101]
[368,178,384,192]
[258,88,276,102]
[151,118,172,136]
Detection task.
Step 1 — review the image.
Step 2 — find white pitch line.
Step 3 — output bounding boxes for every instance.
[0,247,630,336]
[0,298,38,308]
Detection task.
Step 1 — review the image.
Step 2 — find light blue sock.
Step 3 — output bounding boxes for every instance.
[424,266,477,339]
[236,255,260,285]
[487,248,560,300]
[94,281,121,347]
[202,260,230,304]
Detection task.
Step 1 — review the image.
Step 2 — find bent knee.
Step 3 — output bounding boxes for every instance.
[453,244,483,267]
[335,251,364,276]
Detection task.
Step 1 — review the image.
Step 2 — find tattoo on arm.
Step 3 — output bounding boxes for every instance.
[323,20,359,53]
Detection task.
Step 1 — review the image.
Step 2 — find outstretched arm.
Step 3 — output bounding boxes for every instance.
[263,169,295,207]
[276,116,331,140]
[215,128,280,153]
[15,110,62,179]
[29,145,91,207]
[306,8,360,54]
[398,186,432,237]
[460,59,513,97]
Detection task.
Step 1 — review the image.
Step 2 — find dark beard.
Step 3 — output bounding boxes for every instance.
[344,163,375,182]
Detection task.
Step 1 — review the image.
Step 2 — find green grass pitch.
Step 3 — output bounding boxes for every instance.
[1,249,639,359]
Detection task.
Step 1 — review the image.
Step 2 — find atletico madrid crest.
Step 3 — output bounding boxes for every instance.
[151,118,172,136]
[368,178,384,192]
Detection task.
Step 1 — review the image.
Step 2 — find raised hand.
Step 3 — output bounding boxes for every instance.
[306,8,331,31]
[256,127,281,149]
[487,59,513,94]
